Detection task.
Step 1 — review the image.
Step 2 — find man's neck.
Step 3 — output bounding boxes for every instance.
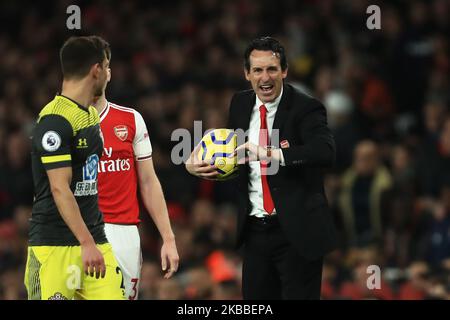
[256,87,283,109]
[93,94,107,114]
[61,80,94,107]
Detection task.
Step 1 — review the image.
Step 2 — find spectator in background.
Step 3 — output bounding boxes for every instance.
[156,278,185,300]
[383,144,416,267]
[421,197,450,267]
[324,90,362,173]
[139,261,161,300]
[190,199,215,260]
[183,266,214,299]
[0,130,33,220]
[422,99,447,145]
[0,268,25,300]
[212,280,241,300]
[320,260,339,299]
[398,261,429,300]
[338,246,394,300]
[417,116,450,197]
[339,140,393,246]
[389,144,416,195]
[339,262,394,300]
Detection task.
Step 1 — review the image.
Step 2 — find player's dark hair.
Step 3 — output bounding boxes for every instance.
[244,36,287,72]
[60,35,111,79]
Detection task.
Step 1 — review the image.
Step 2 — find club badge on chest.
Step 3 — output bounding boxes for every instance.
[114,125,128,141]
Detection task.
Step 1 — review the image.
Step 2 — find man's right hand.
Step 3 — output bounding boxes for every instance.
[81,242,106,279]
[185,143,220,180]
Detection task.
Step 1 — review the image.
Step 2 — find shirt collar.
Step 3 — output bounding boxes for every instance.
[255,86,283,112]
[58,94,89,112]
[99,99,108,114]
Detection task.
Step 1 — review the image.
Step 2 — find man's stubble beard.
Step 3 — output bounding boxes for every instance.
[93,80,106,102]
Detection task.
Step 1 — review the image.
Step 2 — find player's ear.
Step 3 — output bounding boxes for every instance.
[91,63,101,79]
[107,67,111,82]
[244,68,250,81]
[282,67,288,79]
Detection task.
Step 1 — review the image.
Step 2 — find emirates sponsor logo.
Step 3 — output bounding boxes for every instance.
[114,125,128,141]
[99,147,131,173]
[98,158,131,173]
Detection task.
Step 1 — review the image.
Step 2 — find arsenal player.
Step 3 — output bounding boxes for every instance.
[94,66,179,300]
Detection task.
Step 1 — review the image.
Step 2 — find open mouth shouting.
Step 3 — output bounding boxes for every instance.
[259,84,274,95]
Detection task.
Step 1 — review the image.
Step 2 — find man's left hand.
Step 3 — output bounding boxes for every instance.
[161,239,179,279]
[234,142,270,164]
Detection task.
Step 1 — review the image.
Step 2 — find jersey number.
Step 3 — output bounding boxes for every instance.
[115,266,125,296]
[129,278,139,300]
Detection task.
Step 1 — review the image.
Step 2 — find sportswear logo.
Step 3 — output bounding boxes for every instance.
[77,138,88,148]
[114,125,128,141]
[48,292,68,300]
[42,131,61,152]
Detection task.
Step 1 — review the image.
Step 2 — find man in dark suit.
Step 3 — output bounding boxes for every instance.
[186,37,337,299]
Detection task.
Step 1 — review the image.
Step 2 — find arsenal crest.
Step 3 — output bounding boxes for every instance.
[114,125,128,141]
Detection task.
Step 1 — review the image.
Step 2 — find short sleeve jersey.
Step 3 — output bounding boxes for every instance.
[97,101,152,224]
[30,95,107,246]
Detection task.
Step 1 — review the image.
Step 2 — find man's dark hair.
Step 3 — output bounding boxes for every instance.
[244,36,287,72]
[60,35,111,79]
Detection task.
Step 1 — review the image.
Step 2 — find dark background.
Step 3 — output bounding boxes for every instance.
[0,0,449,299]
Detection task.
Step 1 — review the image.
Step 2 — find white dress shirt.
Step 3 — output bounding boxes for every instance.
[248,89,284,218]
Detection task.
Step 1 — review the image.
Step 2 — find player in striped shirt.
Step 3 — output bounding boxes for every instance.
[26,36,124,300]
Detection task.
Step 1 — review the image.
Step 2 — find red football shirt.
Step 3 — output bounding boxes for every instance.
[97,101,152,224]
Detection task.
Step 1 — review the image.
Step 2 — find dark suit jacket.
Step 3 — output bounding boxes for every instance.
[227,83,338,260]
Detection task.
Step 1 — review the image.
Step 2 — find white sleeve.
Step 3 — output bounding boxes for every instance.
[133,110,153,161]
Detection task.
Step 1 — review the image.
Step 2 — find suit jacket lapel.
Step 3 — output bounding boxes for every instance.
[272,84,291,136]
[238,92,255,133]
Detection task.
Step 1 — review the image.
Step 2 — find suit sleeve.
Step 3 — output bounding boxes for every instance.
[33,115,73,170]
[282,101,336,167]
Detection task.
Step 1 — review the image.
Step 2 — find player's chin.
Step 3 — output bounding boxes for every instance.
[95,88,104,97]
[258,90,276,103]
[94,83,106,97]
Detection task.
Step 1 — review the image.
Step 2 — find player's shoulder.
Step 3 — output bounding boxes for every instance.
[39,96,82,119]
[105,101,148,127]
[39,95,100,132]
[104,101,143,120]
[37,96,89,134]
[107,101,139,114]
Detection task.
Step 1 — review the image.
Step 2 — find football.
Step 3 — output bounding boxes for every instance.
[198,128,238,180]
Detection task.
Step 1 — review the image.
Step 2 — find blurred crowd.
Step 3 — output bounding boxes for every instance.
[0,0,449,299]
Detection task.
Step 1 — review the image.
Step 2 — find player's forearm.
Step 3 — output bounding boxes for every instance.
[140,180,175,242]
[51,185,95,245]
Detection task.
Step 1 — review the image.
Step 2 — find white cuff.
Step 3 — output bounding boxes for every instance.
[279,149,286,166]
